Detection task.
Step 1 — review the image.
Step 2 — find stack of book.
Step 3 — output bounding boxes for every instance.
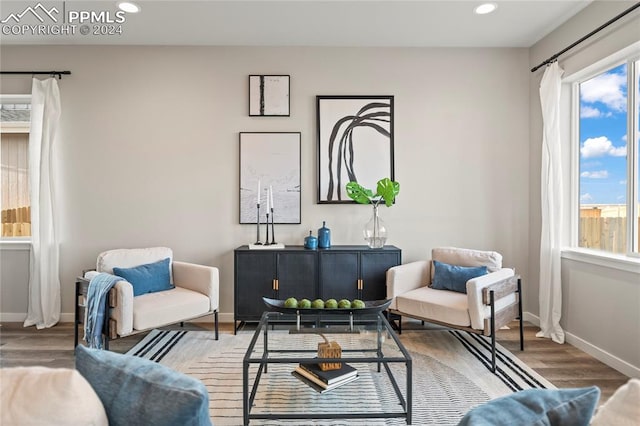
[292,361,358,393]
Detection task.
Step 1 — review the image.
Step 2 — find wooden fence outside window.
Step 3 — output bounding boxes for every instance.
[1,206,31,237]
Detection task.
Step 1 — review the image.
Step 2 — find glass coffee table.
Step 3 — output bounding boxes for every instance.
[243,310,412,425]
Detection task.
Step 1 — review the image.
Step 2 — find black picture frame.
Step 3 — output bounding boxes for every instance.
[239,132,301,224]
[249,75,291,117]
[316,95,394,203]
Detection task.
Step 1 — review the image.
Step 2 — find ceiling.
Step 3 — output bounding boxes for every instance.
[0,0,593,47]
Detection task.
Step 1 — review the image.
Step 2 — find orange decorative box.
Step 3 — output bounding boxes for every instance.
[317,334,342,371]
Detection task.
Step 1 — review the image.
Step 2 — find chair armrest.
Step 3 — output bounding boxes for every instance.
[83,271,133,336]
[466,268,516,330]
[172,261,219,311]
[386,260,430,309]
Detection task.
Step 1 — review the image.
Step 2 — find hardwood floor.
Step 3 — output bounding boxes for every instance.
[0,320,630,403]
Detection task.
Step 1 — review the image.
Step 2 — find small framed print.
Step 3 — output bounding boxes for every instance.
[249,75,290,117]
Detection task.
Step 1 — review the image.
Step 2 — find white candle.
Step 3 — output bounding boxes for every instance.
[269,185,274,210]
[257,179,261,205]
[266,186,271,211]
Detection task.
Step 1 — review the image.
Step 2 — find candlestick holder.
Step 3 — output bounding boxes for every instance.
[254,203,263,245]
[264,213,271,245]
[270,208,277,244]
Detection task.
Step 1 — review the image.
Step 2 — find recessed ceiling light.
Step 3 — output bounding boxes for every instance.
[474,3,497,15]
[117,2,141,13]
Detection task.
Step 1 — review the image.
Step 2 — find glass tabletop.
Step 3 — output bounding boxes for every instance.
[244,311,410,364]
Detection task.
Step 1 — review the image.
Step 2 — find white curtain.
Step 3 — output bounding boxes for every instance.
[537,62,565,344]
[24,78,61,329]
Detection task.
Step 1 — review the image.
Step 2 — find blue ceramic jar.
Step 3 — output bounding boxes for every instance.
[304,231,318,249]
[318,221,331,249]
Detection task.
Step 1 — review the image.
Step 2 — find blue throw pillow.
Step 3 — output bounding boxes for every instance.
[75,345,211,426]
[113,257,173,297]
[457,386,600,426]
[431,260,488,293]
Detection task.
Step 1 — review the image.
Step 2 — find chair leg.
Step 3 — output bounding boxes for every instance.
[74,322,79,349]
[103,296,110,351]
[74,280,80,348]
[518,277,524,351]
[214,311,219,340]
[489,290,496,373]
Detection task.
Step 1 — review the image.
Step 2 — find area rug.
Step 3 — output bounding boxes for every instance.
[127,329,553,425]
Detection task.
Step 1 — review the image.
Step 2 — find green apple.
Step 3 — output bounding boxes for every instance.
[299,298,312,309]
[311,299,325,309]
[325,298,338,309]
[351,299,365,309]
[284,297,298,308]
[338,299,351,309]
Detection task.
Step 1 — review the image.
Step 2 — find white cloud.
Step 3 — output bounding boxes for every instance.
[580,136,626,158]
[619,180,627,185]
[580,71,627,112]
[621,134,627,142]
[617,195,625,201]
[580,106,612,118]
[580,193,593,202]
[580,170,608,178]
[580,106,601,118]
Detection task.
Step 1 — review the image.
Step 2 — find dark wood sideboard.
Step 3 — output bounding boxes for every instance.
[233,245,401,333]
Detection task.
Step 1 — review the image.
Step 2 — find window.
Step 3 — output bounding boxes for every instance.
[575,57,639,256]
[1,95,31,238]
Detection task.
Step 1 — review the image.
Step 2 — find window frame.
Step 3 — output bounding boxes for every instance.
[0,94,32,243]
[563,42,640,269]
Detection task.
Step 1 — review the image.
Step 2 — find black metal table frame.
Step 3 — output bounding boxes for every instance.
[242,311,412,425]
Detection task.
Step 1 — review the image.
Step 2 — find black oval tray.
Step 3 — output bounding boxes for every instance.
[262,297,391,314]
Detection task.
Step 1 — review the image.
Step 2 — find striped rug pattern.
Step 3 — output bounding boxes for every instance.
[127,329,551,425]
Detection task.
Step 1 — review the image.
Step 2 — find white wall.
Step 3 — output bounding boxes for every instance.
[0,45,530,323]
[0,247,29,318]
[528,1,640,377]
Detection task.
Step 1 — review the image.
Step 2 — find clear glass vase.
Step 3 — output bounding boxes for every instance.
[364,204,387,248]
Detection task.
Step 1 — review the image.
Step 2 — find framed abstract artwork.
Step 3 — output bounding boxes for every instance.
[316,95,394,203]
[249,75,290,116]
[239,132,301,224]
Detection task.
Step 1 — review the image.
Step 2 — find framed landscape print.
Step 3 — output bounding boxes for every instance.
[249,75,290,116]
[239,132,301,224]
[316,95,394,203]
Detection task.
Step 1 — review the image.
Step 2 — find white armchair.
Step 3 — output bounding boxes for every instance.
[387,247,523,372]
[74,247,219,349]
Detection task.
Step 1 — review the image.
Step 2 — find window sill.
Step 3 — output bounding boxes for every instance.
[561,248,640,274]
[0,239,31,251]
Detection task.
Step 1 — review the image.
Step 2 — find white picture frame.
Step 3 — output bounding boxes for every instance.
[239,132,301,224]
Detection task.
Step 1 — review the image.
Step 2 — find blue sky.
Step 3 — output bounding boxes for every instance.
[579,63,629,205]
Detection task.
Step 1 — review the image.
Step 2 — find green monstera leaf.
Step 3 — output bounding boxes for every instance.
[376,178,400,207]
[345,181,375,204]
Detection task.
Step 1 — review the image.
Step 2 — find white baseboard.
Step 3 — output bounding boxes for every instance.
[523,312,540,326]
[523,311,639,379]
[0,313,27,322]
[1,312,235,324]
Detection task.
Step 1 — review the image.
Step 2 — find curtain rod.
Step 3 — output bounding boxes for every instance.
[0,71,71,79]
[531,2,640,73]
